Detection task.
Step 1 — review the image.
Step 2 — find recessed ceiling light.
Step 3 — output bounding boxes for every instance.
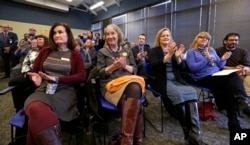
[66,0,72,2]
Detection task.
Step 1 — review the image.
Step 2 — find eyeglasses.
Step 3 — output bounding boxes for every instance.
[198,36,210,40]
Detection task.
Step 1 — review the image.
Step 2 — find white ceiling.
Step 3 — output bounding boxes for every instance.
[12,0,121,15]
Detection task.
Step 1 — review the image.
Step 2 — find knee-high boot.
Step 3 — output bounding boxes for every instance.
[121,98,141,145]
[175,103,190,141]
[133,110,143,145]
[187,101,207,145]
[33,124,62,145]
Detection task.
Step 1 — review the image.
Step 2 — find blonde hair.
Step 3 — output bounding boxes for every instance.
[153,28,173,48]
[190,31,212,50]
[103,24,124,48]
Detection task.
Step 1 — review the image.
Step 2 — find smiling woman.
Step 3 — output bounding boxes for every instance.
[97,24,145,144]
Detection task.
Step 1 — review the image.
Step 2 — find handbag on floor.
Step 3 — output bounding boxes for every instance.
[198,102,217,121]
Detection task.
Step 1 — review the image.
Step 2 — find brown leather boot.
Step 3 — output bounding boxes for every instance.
[34,124,62,145]
[121,98,141,145]
[133,111,143,145]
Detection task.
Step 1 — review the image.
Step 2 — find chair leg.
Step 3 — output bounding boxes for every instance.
[144,96,164,133]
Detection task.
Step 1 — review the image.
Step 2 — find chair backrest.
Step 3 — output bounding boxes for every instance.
[86,67,120,120]
[86,67,101,118]
[143,63,155,85]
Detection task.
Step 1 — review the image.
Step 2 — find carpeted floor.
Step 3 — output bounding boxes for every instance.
[1,73,250,145]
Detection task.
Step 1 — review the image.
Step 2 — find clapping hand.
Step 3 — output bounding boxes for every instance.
[221,51,232,61]
[27,71,57,87]
[175,44,185,58]
[112,56,127,69]
[27,72,42,86]
[168,41,177,55]
[38,71,56,82]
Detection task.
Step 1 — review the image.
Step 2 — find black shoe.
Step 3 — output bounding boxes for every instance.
[238,96,250,112]
[1,75,10,79]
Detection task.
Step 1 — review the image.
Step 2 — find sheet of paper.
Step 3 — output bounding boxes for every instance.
[212,69,240,76]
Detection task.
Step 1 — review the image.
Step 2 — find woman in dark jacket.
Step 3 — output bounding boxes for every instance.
[149,28,207,145]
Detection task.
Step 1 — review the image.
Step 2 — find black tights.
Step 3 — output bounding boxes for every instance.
[117,82,142,108]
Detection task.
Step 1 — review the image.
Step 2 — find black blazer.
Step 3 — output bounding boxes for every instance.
[132,44,151,65]
[148,46,187,96]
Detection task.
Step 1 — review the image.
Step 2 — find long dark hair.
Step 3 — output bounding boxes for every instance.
[49,22,76,51]
[35,34,49,48]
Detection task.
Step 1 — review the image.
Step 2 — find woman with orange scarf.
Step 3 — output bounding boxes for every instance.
[97,24,144,145]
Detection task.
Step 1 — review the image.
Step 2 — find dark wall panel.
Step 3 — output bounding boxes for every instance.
[0,0,91,29]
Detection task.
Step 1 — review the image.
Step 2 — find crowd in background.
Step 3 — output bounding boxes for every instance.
[1,22,250,145]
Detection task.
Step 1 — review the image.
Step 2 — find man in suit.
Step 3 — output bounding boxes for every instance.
[132,33,151,76]
[0,24,18,78]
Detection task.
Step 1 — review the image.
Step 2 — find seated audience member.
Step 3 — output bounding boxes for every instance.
[130,42,136,49]
[75,37,86,61]
[8,35,49,145]
[27,27,36,42]
[186,31,250,131]
[23,22,86,145]
[216,33,250,95]
[9,35,49,112]
[18,33,30,50]
[11,37,32,77]
[97,24,144,144]
[84,38,97,74]
[122,38,131,49]
[132,33,151,76]
[21,39,39,75]
[79,30,94,43]
[148,28,207,145]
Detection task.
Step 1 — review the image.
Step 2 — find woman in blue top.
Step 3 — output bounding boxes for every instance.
[186,31,250,131]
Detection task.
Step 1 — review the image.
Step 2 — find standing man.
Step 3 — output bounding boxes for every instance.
[216,32,250,115]
[132,33,151,75]
[0,24,18,78]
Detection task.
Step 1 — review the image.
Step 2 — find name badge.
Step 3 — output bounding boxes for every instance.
[61,57,70,61]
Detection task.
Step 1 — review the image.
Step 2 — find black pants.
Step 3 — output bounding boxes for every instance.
[1,50,19,76]
[9,76,36,110]
[191,72,247,110]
